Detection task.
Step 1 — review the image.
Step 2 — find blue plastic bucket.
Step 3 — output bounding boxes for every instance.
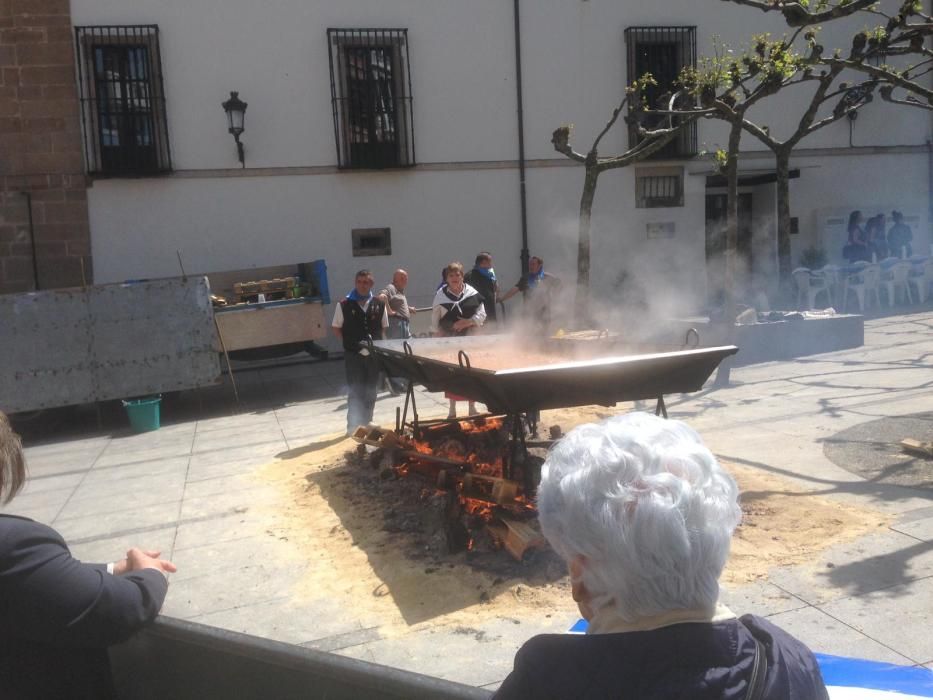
[122,396,161,433]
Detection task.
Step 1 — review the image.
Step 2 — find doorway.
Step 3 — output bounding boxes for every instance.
[705,193,754,304]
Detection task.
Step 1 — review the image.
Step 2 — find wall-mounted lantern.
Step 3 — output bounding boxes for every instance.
[221,91,248,168]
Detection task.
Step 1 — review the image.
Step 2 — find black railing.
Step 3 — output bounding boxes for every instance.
[74,25,172,176]
[328,28,415,170]
[625,26,697,160]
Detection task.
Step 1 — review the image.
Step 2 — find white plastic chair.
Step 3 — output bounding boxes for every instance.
[907,260,933,304]
[880,261,914,306]
[793,267,831,310]
[820,265,843,308]
[842,262,880,312]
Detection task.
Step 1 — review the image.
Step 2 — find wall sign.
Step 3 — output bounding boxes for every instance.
[646,222,676,239]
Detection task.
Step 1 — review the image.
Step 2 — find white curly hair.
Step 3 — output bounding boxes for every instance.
[536,412,741,622]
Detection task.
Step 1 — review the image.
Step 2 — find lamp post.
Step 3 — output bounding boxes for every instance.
[222,91,247,168]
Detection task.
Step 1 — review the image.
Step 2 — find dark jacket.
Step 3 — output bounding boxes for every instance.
[494,614,829,700]
[0,515,168,699]
[464,269,498,322]
[338,297,386,353]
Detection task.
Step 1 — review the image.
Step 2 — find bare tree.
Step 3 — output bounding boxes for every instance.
[553,0,933,355]
[718,0,933,288]
[551,77,703,322]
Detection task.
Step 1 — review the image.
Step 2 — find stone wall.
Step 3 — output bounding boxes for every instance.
[0,0,90,294]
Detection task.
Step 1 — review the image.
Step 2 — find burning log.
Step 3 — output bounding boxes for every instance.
[354,416,546,562]
[351,425,402,448]
[486,517,546,561]
[463,473,520,506]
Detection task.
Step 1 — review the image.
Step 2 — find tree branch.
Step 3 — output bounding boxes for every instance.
[821,56,933,102]
[591,96,630,154]
[880,85,933,110]
[596,114,702,171]
[720,0,878,27]
[551,125,587,163]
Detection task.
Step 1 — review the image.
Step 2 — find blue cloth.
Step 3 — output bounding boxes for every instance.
[526,268,545,289]
[473,266,497,283]
[346,289,373,302]
[815,654,933,696]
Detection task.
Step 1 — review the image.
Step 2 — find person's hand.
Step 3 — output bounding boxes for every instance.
[409,307,417,314]
[112,548,177,576]
[452,319,475,332]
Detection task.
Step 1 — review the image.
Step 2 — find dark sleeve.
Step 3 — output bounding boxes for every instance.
[0,519,168,648]
[493,643,540,700]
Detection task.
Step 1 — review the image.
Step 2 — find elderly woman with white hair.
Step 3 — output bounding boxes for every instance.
[495,413,828,700]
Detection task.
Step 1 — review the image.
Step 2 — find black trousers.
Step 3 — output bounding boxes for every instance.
[345,350,380,432]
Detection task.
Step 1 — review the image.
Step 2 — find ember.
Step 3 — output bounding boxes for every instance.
[353,416,546,561]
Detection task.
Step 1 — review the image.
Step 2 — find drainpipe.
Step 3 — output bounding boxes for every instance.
[513,0,530,275]
[21,191,39,290]
[928,139,932,250]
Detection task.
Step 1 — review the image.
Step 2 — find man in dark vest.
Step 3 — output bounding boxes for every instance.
[332,269,388,435]
[464,251,499,326]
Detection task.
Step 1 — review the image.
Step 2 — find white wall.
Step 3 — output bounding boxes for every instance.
[72,0,932,318]
[88,168,524,310]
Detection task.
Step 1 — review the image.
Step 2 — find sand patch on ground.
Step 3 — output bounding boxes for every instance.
[256,407,888,636]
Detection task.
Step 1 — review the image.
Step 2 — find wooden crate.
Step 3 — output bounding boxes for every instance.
[233,277,299,302]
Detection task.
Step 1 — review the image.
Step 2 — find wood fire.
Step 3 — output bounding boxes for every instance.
[352,417,545,561]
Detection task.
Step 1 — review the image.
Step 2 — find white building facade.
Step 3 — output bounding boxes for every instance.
[67,0,932,315]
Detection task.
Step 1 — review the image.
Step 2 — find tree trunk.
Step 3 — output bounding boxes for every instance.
[775,148,793,297]
[575,166,599,326]
[713,120,744,388]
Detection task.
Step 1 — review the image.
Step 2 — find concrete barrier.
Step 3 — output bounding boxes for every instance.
[109,617,493,700]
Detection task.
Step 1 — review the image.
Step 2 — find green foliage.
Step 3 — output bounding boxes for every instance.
[714,149,729,171]
[677,33,806,107]
[799,245,828,269]
[627,73,658,93]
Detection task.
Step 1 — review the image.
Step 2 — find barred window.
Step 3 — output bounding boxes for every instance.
[625,26,697,160]
[635,167,684,208]
[74,26,171,176]
[327,29,415,170]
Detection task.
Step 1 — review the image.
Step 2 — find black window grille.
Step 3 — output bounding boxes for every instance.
[866,50,887,67]
[74,25,171,176]
[636,171,684,208]
[327,29,415,170]
[625,26,697,160]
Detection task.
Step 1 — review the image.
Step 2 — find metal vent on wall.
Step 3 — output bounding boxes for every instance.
[352,228,392,256]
